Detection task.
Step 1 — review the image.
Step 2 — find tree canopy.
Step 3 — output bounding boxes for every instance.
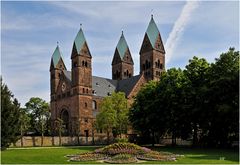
[96,92,129,142]
[1,78,22,150]
[129,48,239,147]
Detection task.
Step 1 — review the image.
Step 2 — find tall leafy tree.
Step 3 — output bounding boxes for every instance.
[25,97,50,146]
[157,68,191,145]
[1,78,21,150]
[19,108,30,147]
[184,56,210,146]
[206,48,239,147]
[129,81,161,146]
[96,92,128,143]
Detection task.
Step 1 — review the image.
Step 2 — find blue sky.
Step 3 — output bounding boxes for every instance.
[1,1,239,106]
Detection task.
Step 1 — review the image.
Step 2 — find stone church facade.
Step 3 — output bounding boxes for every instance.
[50,16,165,137]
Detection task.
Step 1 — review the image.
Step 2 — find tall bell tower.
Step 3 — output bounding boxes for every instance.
[140,15,165,81]
[71,27,93,136]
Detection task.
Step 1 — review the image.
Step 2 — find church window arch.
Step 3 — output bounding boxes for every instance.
[86,88,88,93]
[92,100,97,110]
[85,61,88,67]
[83,88,85,93]
[85,102,87,108]
[82,61,85,66]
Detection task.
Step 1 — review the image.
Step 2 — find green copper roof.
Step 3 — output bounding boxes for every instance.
[74,28,86,54]
[116,33,128,59]
[146,16,160,48]
[52,45,62,67]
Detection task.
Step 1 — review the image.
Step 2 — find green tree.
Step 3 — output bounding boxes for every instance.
[184,56,210,146]
[19,108,30,147]
[1,78,21,150]
[157,68,191,146]
[206,48,239,147]
[55,118,64,146]
[96,92,128,143]
[25,97,50,146]
[129,81,161,146]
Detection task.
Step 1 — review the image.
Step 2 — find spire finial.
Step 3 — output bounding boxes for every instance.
[57,41,59,46]
[151,9,154,18]
[80,23,82,29]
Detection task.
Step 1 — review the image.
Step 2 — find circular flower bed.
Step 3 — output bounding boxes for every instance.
[67,142,180,163]
[104,154,138,164]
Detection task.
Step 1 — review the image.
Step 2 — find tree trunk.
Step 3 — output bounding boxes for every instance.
[172,132,176,146]
[192,124,198,147]
[41,132,44,146]
[59,131,62,146]
[107,131,110,144]
[152,131,155,147]
[20,129,23,147]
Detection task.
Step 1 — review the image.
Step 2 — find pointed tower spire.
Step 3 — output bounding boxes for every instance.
[50,44,66,69]
[71,26,91,58]
[139,16,165,81]
[116,31,129,59]
[112,31,134,80]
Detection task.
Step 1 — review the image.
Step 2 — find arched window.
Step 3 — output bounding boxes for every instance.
[85,61,88,67]
[92,100,97,110]
[126,70,129,76]
[83,88,85,93]
[86,89,88,93]
[85,102,87,108]
[143,64,145,70]
[82,61,85,66]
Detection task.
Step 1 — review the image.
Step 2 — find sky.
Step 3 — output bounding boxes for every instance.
[1,1,239,107]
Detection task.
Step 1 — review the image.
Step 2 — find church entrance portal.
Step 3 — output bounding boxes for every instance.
[61,109,69,135]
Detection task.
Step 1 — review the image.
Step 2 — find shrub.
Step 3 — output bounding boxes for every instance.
[115,137,129,143]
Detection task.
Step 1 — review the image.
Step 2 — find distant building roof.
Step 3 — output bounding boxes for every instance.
[63,70,141,97]
[117,75,142,96]
[92,76,117,97]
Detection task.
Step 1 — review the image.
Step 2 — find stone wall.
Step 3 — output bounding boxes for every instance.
[11,135,110,147]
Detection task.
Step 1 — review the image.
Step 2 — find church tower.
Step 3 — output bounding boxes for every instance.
[112,32,134,80]
[50,45,66,99]
[71,27,93,136]
[140,15,165,81]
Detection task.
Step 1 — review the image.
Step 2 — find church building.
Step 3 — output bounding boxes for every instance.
[50,16,165,137]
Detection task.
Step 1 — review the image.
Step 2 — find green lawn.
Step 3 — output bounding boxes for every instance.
[1,146,239,164]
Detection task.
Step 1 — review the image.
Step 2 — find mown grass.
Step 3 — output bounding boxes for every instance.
[1,146,239,164]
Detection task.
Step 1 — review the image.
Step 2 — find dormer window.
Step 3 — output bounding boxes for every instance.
[92,90,97,95]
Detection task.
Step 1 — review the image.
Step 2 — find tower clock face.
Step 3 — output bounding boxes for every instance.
[62,82,66,92]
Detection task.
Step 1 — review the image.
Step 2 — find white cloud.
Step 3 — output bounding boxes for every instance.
[165,1,200,64]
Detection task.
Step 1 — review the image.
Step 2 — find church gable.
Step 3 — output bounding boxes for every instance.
[56,73,71,95]
[140,34,153,54]
[122,48,134,64]
[154,33,165,53]
[112,49,123,65]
